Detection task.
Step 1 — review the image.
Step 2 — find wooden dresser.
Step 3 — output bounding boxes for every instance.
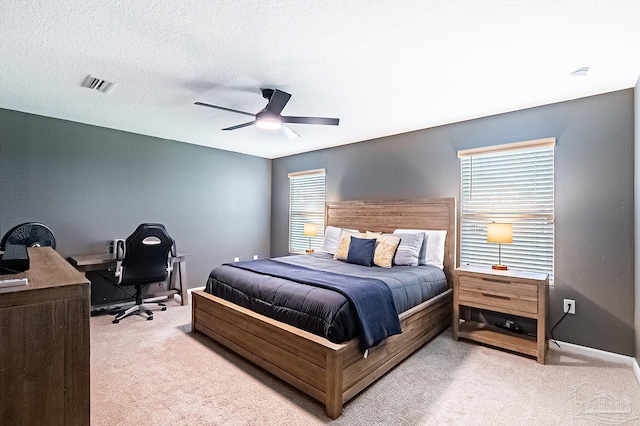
[0,247,90,425]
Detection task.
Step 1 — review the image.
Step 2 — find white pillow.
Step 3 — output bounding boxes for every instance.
[320,226,342,254]
[393,229,447,269]
[320,226,360,254]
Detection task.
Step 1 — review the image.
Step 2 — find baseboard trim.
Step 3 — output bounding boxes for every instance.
[551,340,640,385]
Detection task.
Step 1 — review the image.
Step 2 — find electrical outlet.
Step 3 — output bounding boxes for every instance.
[234,257,239,262]
[563,299,575,314]
[253,255,258,260]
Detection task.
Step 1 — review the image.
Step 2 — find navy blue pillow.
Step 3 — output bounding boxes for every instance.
[346,237,376,267]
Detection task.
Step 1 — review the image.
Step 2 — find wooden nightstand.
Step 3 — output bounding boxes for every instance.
[453,265,549,364]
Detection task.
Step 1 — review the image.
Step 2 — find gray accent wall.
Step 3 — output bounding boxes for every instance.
[272,89,635,357]
[0,108,271,290]
[635,77,640,365]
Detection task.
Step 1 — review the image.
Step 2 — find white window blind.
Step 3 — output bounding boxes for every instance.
[459,138,555,279]
[289,169,326,253]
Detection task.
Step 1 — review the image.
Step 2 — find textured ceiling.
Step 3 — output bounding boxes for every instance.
[2,0,640,159]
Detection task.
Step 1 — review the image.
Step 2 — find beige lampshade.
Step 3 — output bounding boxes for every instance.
[303,223,318,237]
[487,223,513,244]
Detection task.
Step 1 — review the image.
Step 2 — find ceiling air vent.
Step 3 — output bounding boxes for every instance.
[81,75,115,94]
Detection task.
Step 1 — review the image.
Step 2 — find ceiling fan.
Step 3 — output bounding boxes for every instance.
[195,88,340,139]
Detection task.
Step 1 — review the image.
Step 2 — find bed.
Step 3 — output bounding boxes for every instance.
[191,198,456,418]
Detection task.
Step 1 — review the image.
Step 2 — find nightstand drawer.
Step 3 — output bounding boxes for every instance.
[458,274,538,314]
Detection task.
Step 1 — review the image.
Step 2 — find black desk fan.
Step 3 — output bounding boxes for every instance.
[0,222,56,273]
[0,222,56,250]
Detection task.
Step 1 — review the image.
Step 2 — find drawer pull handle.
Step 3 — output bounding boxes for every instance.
[481,293,511,300]
[482,278,511,284]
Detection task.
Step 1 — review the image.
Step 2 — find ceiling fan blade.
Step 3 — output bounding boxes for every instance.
[282,116,340,126]
[263,89,291,115]
[281,125,300,139]
[195,102,255,117]
[222,121,255,131]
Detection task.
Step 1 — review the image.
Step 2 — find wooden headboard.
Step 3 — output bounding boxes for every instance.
[325,198,457,288]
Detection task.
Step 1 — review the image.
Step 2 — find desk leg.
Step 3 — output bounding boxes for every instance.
[170,260,189,305]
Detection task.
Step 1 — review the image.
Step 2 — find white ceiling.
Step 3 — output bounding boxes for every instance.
[2,1,640,159]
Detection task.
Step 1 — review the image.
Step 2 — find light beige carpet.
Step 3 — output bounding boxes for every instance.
[91,297,640,425]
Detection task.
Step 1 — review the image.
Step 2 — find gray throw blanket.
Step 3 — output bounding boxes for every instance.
[227,259,402,351]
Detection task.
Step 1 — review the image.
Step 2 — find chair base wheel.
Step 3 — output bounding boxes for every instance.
[111,302,166,324]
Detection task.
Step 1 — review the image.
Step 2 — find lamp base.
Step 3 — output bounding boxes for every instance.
[305,249,315,254]
[492,264,508,270]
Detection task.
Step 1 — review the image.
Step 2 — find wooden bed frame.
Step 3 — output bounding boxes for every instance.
[192,198,456,418]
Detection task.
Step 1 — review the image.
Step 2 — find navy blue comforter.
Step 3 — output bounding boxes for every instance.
[228,259,402,351]
[206,253,447,350]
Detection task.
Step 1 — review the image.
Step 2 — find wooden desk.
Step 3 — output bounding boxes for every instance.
[68,252,189,306]
[0,247,90,426]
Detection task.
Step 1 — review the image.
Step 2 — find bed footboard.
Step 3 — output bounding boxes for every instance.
[192,288,452,418]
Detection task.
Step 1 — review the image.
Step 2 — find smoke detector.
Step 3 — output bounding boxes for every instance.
[81,75,115,94]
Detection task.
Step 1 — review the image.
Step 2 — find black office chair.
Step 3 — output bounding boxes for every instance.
[112,223,176,324]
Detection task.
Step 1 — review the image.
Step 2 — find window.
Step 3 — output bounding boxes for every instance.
[289,168,326,253]
[458,138,555,279]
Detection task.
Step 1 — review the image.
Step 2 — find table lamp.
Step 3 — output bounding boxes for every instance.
[303,223,318,254]
[487,223,512,270]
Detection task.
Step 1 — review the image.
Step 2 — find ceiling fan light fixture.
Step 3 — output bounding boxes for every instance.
[195,88,340,136]
[255,111,282,130]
